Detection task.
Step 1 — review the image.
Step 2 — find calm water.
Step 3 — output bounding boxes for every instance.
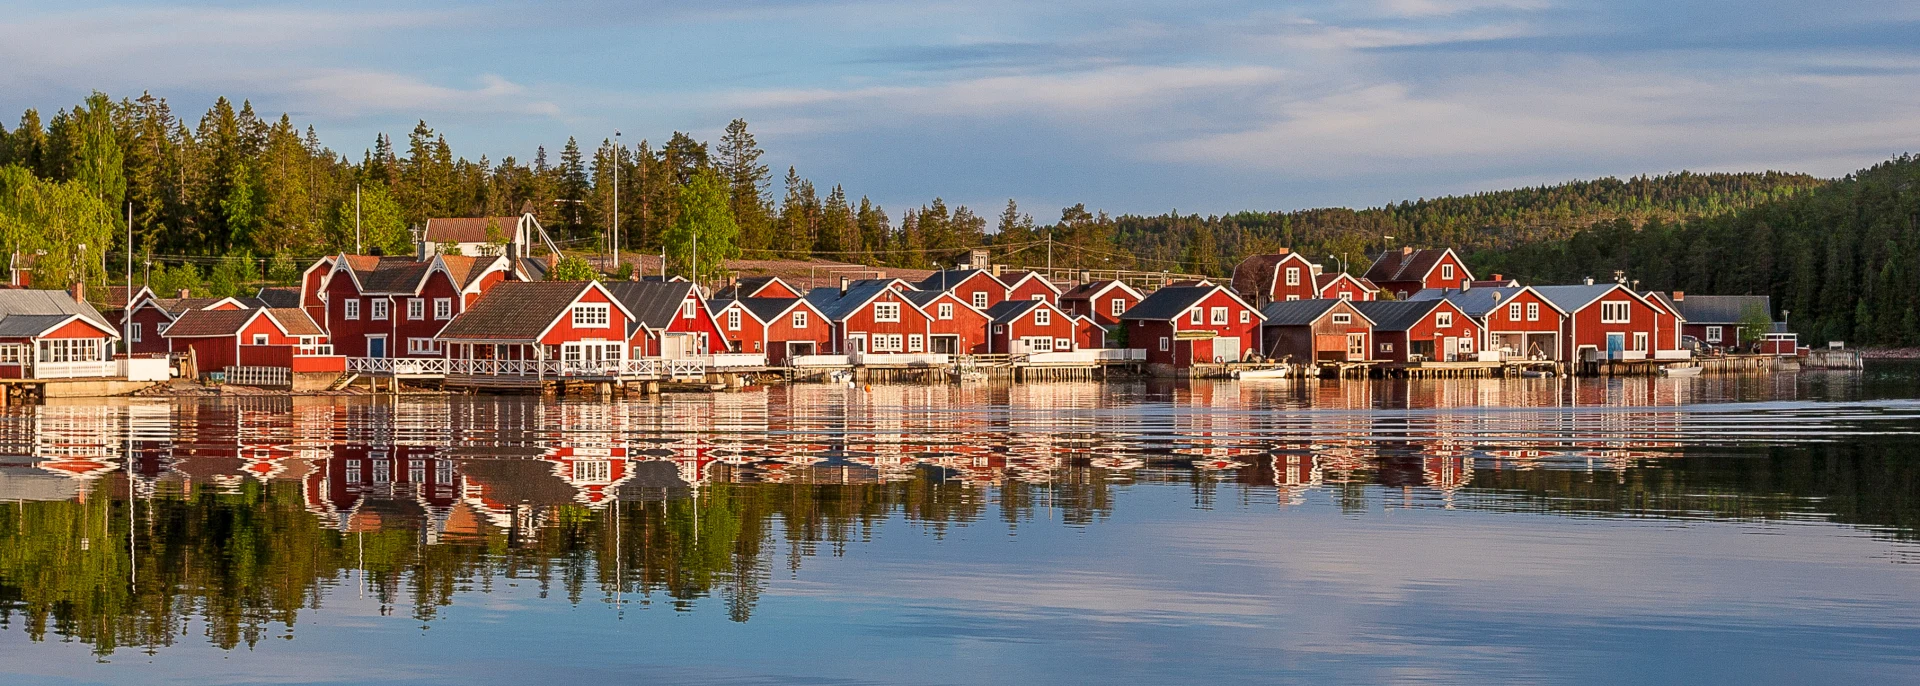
[2,368,1919,684]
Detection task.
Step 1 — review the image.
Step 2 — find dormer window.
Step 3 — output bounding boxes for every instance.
[573,303,610,328]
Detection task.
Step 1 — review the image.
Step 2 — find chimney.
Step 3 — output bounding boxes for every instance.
[1631,279,1641,291]
[992,264,1005,277]
[1491,273,1503,282]
[178,288,191,298]
[68,281,84,303]
[1584,276,1594,286]
[839,276,849,295]
[1460,280,1471,291]
[1402,246,1413,256]
[1672,291,1685,302]
[1276,247,1289,255]
[1079,270,1091,283]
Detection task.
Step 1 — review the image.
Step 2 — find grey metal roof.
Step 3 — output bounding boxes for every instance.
[985,299,1043,323]
[1413,286,1530,318]
[805,281,910,321]
[1671,294,1769,324]
[1259,299,1356,326]
[1532,284,1631,313]
[438,281,593,341]
[0,289,118,337]
[0,314,81,337]
[604,281,699,330]
[255,286,301,308]
[1352,299,1446,331]
[913,269,1000,292]
[1118,286,1216,321]
[720,297,805,323]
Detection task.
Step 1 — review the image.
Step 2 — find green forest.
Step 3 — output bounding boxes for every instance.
[0,90,1915,343]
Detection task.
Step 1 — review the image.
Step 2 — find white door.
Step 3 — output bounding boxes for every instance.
[1213,337,1239,363]
[661,334,693,359]
[1442,337,1458,361]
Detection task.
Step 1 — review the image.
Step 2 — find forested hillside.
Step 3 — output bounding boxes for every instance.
[0,90,1911,343]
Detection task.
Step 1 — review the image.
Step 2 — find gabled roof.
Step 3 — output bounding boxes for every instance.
[435,254,499,292]
[422,216,522,244]
[339,255,433,294]
[1314,272,1377,292]
[255,286,302,308]
[603,281,702,330]
[160,308,258,338]
[1353,299,1452,331]
[1531,283,1646,313]
[713,276,797,300]
[0,289,118,337]
[804,279,920,321]
[1424,286,1560,319]
[913,269,1002,292]
[1259,299,1372,327]
[1642,291,1685,318]
[438,281,605,341]
[1363,248,1466,285]
[267,308,326,336]
[1118,285,1261,322]
[998,270,1061,293]
[984,299,1058,323]
[1059,279,1142,302]
[716,297,811,324]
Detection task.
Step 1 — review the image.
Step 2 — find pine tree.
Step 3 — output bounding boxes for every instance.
[714,119,772,256]
[557,137,588,237]
[855,197,889,264]
[817,185,854,256]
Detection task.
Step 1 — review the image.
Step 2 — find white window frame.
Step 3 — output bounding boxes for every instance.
[1055,337,1071,351]
[908,334,924,352]
[681,300,696,319]
[1706,326,1723,343]
[1509,302,1523,321]
[1332,313,1352,324]
[972,292,988,309]
[1240,310,1250,323]
[792,311,809,328]
[872,333,904,352]
[1527,302,1540,321]
[370,299,389,321]
[1022,336,1054,353]
[251,334,269,346]
[1285,267,1300,286]
[407,337,441,355]
[1601,301,1631,324]
[1436,311,1453,328]
[1189,308,1202,325]
[873,302,901,323]
[1633,332,1649,351]
[1210,307,1227,325]
[131,322,142,342]
[726,309,742,331]
[407,298,424,321]
[938,303,954,320]
[1110,299,1126,317]
[1459,337,1474,353]
[1381,342,1394,353]
[344,299,360,321]
[1159,336,1170,352]
[434,298,453,320]
[1338,291,1352,301]
[1031,294,1046,301]
[1441,264,1455,281]
[1035,308,1051,326]
[572,303,611,329]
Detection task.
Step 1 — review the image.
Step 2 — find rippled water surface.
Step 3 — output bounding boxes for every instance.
[3,367,1919,684]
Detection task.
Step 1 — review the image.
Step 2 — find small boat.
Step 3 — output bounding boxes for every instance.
[1661,365,1703,378]
[1520,369,1553,378]
[1233,368,1290,380]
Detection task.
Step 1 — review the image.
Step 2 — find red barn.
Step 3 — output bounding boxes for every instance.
[163,308,329,373]
[712,297,832,364]
[1231,250,1323,305]
[605,281,725,358]
[1533,283,1684,361]
[914,269,1009,311]
[1313,272,1379,301]
[999,270,1062,304]
[1415,286,1567,361]
[986,300,1078,354]
[905,290,992,355]
[1259,299,1374,363]
[1354,299,1483,363]
[1119,284,1265,368]
[1363,247,1474,299]
[805,279,933,354]
[438,281,637,369]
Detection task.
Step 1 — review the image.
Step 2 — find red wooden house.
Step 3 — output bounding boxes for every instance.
[999,270,1061,304]
[1313,272,1379,301]
[916,269,1009,311]
[1231,250,1322,305]
[604,281,726,358]
[1668,293,1772,348]
[1259,299,1374,362]
[297,255,336,327]
[125,294,253,355]
[1072,315,1107,350]
[1363,247,1474,299]
[1119,284,1264,368]
[805,279,934,354]
[324,253,515,358]
[986,300,1079,354]
[1418,286,1567,361]
[437,281,637,369]
[0,289,122,379]
[1532,283,1685,361]
[162,307,332,374]
[1353,299,1484,362]
[1059,280,1144,327]
[712,297,833,364]
[714,276,803,300]
[904,290,992,355]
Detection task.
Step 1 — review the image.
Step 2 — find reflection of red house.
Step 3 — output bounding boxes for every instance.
[542,444,634,507]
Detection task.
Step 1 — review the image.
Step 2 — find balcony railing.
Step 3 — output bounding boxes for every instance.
[32,360,120,379]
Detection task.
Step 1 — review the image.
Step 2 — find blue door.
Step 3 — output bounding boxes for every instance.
[1605,333,1625,360]
[368,337,387,358]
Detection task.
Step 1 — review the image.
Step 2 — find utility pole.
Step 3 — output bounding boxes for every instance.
[125,202,132,350]
[613,130,621,274]
[355,184,363,253]
[1046,229,1053,272]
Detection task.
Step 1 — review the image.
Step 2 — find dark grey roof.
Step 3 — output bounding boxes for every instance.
[1363,248,1464,285]
[438,281,593,341]
[1412,286,1530,318]
[1352,300,1445,331]
[0,314,83,337]
[1532,284,1631,313]
[255,286,301,308]
[1671,295,1769,324]
[604,281,699,329]
[713,276,788,299]
[721,297,805,323]
[805,281,909,321]
[913,269,1000,292]
[1118,286,1217,321]
[0,289,118,337]
[985,299,1043,323]
[1259,299,1354,326]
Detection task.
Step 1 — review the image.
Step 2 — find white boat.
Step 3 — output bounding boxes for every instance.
[1661,365,1703,378]
[1233,368,1290,380]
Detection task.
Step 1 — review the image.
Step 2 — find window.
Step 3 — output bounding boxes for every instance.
[1285,267,1300,286]
[1055,337,1071,350]
[1633,332,1649,351]
[573,303,610,328]
[1381,342,1394,353]
[678,301,695,319]
[1436,311,1452,328]
[1035,308,1051,326]
[972,292,988,309]
[344,300,360,320]
[1024,336,1054,352]
[1240,310,1250,323]
[1110,299,1126,317]
[131,323,142,342]
[874,302,901,322]
[1338,291,1352,301]
[908,334,923,352]
[1031,294,1046,301]
[1211,307,1227,325]
[1459,338,1474,353]
[575,460,611,483]
[792,311,809,328]
[938,303,954,320]
[370,299,389,320]
[407,298,424,320]
[1706,326,1723,343]
[1159,337,1170,351]
[873,334,904,351]
[1285,295,1300,301]
[1600,301,1631,323]
[1526,303,1540,321]
[252,334,269,345]
[1441,264,1455,280]
[726,309,741,331]
[407,338,440,354]
[1509,302,1523,321]
[434,298,453,320]
[1189,308,1202,325]
[1332,313,1352,324]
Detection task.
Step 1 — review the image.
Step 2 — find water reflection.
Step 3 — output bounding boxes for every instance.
[0,373,1916,666]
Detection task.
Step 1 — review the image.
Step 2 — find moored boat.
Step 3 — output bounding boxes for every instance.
[1233,368,1290,380]
[1661,365,1703,377]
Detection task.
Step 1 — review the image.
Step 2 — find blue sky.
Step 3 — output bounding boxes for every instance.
[3,0,1918,218]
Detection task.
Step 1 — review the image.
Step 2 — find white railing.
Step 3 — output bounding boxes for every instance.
[347,357,390,374]
[449,359,559,376]
[851,352,949,366]
[790,354,851,367]
[1024,350,1101,365]
[225,366,291,387]
[667,359,707,379]
[391,357,449,375]
[32,360,120,379]
[703,353,767,368]
[1095,348,1145,361]
[622,358,659,377]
